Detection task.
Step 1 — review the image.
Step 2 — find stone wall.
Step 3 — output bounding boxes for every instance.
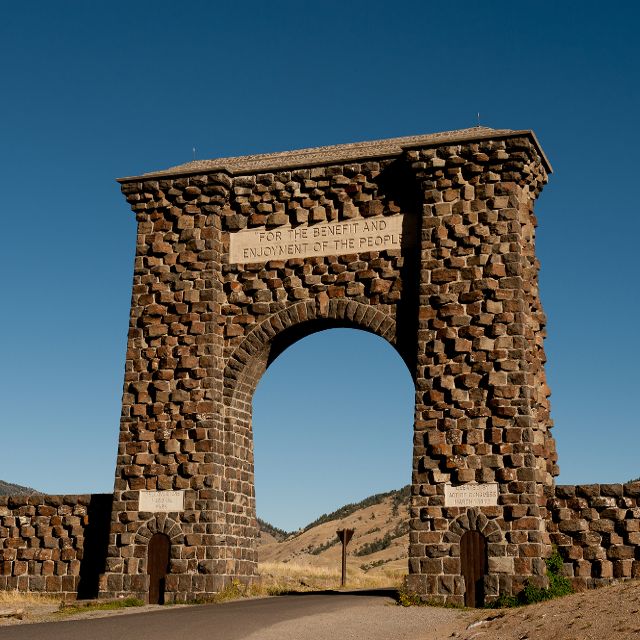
[3,486,640,599]
[0,494,111,600]
[548,483,640,589]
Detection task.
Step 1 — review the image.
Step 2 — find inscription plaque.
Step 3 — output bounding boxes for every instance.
[444,483,498,507]
[139,490,185,513]
[229,215,403,264]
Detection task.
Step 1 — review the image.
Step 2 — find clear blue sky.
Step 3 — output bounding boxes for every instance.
[1,1,638,531]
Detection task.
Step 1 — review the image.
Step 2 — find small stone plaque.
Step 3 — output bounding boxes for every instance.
[229,215,403,264]
[444,483,498,507]
[138,490,185,513]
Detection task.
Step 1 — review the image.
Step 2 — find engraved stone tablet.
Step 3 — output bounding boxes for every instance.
[138,490,185,513]
[444,483,498,507]
[229,215,403,264]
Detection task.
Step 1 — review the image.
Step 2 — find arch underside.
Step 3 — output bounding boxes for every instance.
[224,299,403,404]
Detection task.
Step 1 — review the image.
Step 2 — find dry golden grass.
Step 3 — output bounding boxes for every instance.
[0,590,61,624]
[206,561,404,603]
[258,491,411,577]
[0,564,403,613]
[0,590,59,606]
[257,561,404,594]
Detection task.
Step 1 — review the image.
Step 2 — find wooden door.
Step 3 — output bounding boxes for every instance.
[148,533,171,605]
[460,530,487,607]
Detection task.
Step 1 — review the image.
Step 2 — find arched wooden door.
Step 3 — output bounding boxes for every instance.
[460,530,487,607]
[148,533,171,604]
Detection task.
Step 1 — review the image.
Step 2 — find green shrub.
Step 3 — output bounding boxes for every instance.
[354,522,409,557]
[489,593,519,608]
[257,518,290,541]
[396,588,424,607]
[520,581,550,605]
[354,533,393,556]
[547,568,573,598]
[308,538,339,555]
[487,548,573,608]
[391,485,411,516]
[58,597,144,615]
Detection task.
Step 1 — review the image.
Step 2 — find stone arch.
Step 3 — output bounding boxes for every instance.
[103,128,556,604]
[443,509,505,605]
[135,515,186,546]
[221,299,409,570]
[445,508,504,545]
[223,298,400,405]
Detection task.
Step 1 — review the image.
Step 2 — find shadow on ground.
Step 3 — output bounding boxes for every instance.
[272,588,398,599]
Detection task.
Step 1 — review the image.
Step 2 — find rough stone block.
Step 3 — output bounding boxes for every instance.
[488,557,514,574]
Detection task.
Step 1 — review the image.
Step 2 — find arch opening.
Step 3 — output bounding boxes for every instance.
[251,326,415,579]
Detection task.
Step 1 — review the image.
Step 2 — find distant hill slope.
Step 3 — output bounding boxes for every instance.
[258,485,410,573]
[0,479,39,496]
[257,517,289,543]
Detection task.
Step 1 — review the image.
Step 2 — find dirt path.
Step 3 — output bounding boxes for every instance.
[457,580,640,640]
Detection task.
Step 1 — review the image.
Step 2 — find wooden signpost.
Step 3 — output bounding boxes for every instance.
[336,528,355,587]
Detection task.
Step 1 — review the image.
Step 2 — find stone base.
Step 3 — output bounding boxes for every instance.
[99,572,258,604]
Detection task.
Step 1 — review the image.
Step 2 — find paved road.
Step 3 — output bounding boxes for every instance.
[0,590,466,640]
[0,589,466,640]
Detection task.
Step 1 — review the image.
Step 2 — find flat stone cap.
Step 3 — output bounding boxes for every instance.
[118,126,550,182]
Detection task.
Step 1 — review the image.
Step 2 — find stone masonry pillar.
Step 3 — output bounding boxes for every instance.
[101,172,232,602]
[405,134,556,604]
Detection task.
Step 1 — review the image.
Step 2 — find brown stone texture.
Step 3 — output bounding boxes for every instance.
[4,483,639,600]
[99,127,561,604]
[547,483,640,590]
[102,170,230,602]
[0,494,111,600]
[403,133,558,605]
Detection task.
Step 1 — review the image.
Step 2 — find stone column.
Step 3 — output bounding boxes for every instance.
[406,134,556,604]
[101,172,231,602]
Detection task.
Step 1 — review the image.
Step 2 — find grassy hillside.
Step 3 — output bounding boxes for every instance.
[258,485,411,577]
[257,517,289,542]
[300,485,410,532]
[0,479,39,496]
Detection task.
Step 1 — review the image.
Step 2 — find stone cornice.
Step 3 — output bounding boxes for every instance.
[117,126,551,183]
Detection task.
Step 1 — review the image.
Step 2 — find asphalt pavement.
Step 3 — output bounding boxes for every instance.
[0,589,409,640]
